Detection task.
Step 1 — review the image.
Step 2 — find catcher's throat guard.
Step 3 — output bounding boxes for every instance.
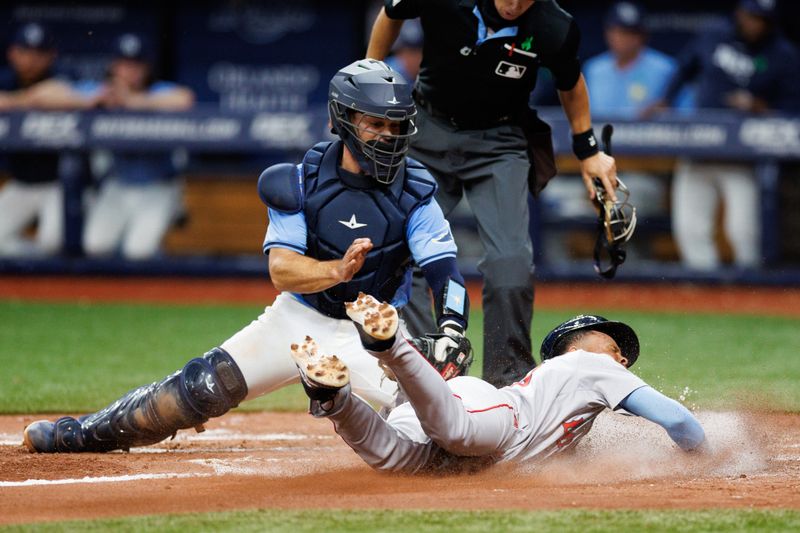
[592,125,637,279]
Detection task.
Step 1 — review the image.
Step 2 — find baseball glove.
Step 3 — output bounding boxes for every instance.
[409,327,474,380]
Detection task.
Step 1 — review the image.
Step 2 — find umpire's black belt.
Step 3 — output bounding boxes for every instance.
[413,90,514,131]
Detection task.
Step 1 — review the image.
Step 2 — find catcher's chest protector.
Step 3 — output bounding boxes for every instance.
[302,141,435,318]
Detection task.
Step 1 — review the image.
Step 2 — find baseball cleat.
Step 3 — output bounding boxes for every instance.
[23,419,56,453]
[290,336,350,395]
[23,416,85,453]
[345,292,399,341]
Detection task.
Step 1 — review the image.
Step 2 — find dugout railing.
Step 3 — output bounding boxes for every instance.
[0,107,799,284]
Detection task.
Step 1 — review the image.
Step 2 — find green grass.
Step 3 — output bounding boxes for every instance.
[2,509,800,533]
[0,300,304,413]
[3,301,799,532]
[1,300,799,413]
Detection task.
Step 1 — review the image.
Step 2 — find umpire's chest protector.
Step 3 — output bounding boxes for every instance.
[302,141,435,318]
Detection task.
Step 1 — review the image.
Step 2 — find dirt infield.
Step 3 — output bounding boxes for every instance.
[2,275,800,316]
[1,410,799,525]
[2,276,800,525]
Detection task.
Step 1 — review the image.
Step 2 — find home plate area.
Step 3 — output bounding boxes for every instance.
[1,410,799,525]
[1,413,355,487]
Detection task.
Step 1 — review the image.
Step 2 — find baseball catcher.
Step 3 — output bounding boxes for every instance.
[290,293,706,474]
[22,59,472,453]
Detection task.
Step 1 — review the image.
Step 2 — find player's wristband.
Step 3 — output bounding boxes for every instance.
[572,128,600,160]
[434,278,468,331]
[438,320,464,336]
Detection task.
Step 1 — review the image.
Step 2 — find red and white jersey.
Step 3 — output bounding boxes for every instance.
[498,350,647,463]
[329,339,652,473]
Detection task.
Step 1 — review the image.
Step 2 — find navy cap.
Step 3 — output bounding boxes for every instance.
[12,22,55,50]
[114,33,155,63]
[605,2,646,32]
[739,0,778,19]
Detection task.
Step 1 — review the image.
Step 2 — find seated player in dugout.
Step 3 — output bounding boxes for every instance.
[22,59,474,454]
[79,32,195,261]
[0,22,96,258]
[289,294,706,474]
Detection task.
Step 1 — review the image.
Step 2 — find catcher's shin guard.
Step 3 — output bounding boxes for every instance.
[29,348,247,453]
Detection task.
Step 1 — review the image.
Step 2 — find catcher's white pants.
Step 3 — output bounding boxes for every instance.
[326,335,519,473]
[672,159,760,270]
[83,179,181,260]
[221,293,398,407]
[0,180,63,257]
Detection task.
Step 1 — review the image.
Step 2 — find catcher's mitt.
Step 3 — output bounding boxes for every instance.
[409,328,473,380]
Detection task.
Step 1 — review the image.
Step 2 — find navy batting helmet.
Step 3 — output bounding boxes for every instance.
[540,315,640,367]
[328,59,417,184]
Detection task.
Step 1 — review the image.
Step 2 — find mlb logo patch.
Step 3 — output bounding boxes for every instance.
[495,61,527,79]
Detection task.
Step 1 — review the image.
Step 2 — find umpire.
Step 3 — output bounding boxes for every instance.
[368,0,619,386]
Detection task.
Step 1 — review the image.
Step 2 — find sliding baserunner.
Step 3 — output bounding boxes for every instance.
[290,293,706,473]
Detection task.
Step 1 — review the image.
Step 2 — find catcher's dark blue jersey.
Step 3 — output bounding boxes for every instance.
[264,141,457,316]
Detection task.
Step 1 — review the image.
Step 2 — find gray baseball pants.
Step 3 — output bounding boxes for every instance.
[315,335,518,474]
[405,106,536,386]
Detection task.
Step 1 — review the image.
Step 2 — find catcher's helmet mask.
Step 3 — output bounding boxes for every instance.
[592,176,637,278]
[329,59,418,184]
[594,177,637,245]
[540,314,640,367]
[590,124,637,279]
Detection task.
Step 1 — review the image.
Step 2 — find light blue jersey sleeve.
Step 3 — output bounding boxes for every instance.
[148,81,180,93]
[619,386,706,451]
[71,80,180,97]
[263,208,307,255]
[70,80,103,98]
[406,200,457,267]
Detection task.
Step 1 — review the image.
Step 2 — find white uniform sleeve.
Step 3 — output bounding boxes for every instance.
[263,208,307,255]
[406,200,457,267]
[576,352,648,409]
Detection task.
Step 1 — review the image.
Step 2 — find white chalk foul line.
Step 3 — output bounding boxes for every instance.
[0,430,331,447]
[0,472,212,488]
[176,431,331,442]
[133,445,339,454]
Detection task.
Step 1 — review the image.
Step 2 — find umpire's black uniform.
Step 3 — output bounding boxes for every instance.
[380,0,583,386]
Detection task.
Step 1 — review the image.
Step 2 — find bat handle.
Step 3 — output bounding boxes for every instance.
[601,124,614,156]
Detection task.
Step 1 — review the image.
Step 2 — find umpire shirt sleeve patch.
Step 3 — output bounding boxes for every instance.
[263,208,307,255]
[406,200,457,267]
